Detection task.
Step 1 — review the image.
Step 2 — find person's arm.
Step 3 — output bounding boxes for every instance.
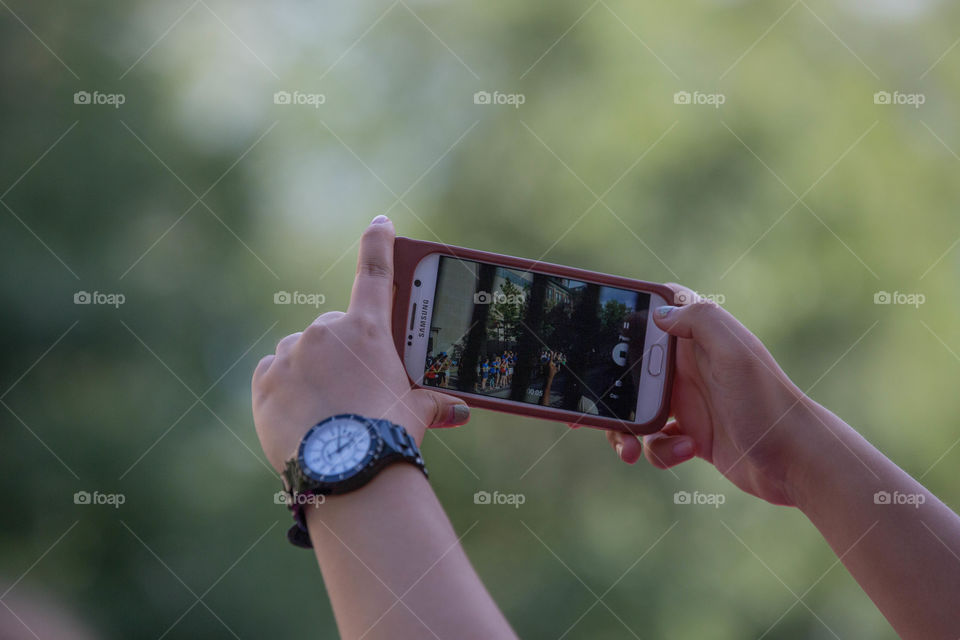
[539,360,558,406]
[252,216,516,640]
[788,401,960,639]
[604,287,960,639]
[305,466,511,640]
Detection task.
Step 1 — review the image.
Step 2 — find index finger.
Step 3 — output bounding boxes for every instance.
[348,215,395,321]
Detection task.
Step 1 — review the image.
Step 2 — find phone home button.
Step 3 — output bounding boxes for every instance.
[647,344,664,376]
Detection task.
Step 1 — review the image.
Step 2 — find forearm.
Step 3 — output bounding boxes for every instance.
[788,401,960,638]
[305,464,517,640]
[540,382,552,405]
[540,373,555,406]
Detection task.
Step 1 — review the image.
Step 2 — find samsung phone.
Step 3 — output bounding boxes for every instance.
[391,237,675,434]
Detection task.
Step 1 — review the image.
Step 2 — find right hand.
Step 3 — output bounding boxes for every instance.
[607,284,816,506]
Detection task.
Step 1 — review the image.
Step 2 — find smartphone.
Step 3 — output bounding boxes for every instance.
[391,237,675,434]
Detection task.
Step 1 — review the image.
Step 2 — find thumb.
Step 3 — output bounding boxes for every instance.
[415,389,471,428]
[652,301,745,356]
[642,429,696,469]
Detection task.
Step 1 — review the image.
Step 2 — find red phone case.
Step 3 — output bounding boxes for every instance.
[391,237,676,435]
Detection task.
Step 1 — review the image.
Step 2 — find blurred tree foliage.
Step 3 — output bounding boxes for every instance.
[2,1,959,638]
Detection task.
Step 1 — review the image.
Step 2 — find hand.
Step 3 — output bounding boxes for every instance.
[251,216,470,473]
[546,360,559,379]
[606,284,816,506]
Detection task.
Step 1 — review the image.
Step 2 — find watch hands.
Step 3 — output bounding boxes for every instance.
[335,437,356,454]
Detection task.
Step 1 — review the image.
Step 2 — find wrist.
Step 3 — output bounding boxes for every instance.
[280,413,429,548]
[778,397,855,511]
[302,462,430,539]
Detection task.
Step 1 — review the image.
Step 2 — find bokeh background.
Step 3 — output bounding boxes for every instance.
[2,0,959,638]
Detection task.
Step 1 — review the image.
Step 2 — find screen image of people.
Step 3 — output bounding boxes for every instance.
[422,256,651,420]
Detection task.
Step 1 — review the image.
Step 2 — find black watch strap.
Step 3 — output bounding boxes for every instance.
[282,418,427,549]
[375,419,427,472]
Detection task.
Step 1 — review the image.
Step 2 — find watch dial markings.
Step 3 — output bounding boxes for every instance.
[303,418,373,477]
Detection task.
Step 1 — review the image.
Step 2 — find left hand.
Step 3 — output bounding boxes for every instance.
[251,216,470,473]
[600,283,810,506]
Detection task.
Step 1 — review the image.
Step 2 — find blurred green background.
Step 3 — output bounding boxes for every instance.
[2,0,959,638]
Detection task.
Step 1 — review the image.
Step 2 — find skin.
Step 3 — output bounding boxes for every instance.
[252,216,515,640]
[253,218,960,639]
[605,285,960,639]
[539,359,559,406]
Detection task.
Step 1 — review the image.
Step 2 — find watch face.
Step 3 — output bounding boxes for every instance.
[300,416,377,481]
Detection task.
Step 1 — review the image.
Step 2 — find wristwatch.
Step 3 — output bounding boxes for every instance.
[280,413,427,548]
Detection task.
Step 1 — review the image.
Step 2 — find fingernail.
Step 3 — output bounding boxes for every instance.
[655,305,675,318]
[371,214,390,225]
[615,443,624,458]
[450,404,470,424]
[673,439,694,459]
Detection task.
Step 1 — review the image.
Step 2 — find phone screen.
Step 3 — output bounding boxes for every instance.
[421,256,651,420]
